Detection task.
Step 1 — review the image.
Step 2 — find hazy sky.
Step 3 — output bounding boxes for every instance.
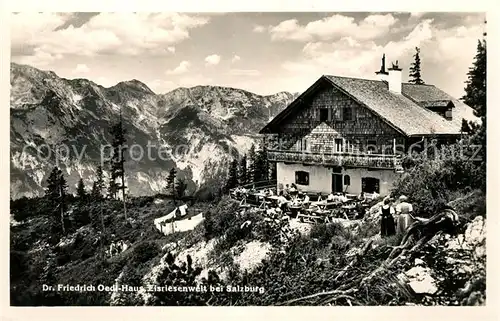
[10,12,485,98]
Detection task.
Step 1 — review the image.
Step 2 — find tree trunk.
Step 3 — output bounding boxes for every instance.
[121,174,127,220]
[59,185,65,234]
[60,205,65,234]
[100,201,105,233]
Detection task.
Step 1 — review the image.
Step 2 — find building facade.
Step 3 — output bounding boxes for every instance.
[260,57,478,196]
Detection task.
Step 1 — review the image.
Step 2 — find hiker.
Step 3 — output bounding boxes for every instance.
[379,198,396,237]
[395,195,414,235]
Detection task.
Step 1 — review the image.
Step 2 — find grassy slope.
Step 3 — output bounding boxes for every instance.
[10,186,486,306]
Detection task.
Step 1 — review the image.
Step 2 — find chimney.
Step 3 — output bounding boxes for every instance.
[375,54,389,82]
[388,60,402,94]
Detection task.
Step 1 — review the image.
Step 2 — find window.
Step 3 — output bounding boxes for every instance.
[331,108,342,120]
[344,175,351,186]
[343,107,353,121]
[335,139,343,153]
[295,171,310,185]
[445,109,453,120]
[319,108,329,122]
[361,177,380,194]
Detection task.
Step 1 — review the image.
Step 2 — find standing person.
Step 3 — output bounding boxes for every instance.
[379,198,396,237]
[395,195,414,236]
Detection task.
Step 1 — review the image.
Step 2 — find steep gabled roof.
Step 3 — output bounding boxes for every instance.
[260,75,478,137]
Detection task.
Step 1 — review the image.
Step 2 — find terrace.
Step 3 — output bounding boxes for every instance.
[267,150,402,170]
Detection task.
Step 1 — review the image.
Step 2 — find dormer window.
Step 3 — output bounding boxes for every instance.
[445,109,453,120]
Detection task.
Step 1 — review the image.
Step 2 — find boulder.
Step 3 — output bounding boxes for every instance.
[400,266,438,295]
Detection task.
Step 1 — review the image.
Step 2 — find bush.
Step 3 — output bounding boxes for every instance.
[391,142,483,217]
[309,223,346,247]
[203,197,241,240]
[130,241,160,264]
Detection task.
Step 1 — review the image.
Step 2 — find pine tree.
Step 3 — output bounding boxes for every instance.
[462,37,486,191]
[76,177,86,199]
[238,154,248,185]
[91,165,104,199]
[258,137,270,181]
[248,144,256,183]
[409,47,425,84]
[46,167,62,202]
[45,166,68,234]
[175,178,188,199]
[166,168,177,203]
[108,114,128,219]
[462,39,486,118]
[225,159,239,191]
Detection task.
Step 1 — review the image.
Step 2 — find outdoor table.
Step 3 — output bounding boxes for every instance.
[288,205,302,218]
[297,213,325,224]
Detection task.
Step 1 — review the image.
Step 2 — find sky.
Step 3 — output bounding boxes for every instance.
[10,12,486,98]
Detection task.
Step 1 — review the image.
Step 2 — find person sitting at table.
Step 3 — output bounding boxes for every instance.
[268,188,274,196]
[289,183,298,195]
[340,192,349,203]
[277,192,288,212]
[327,192,335,202]
[303,193,310,204]
[357,192,366,202]
[316,193,323,202]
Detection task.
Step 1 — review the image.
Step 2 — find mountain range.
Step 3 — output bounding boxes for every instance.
[10,63,297,199]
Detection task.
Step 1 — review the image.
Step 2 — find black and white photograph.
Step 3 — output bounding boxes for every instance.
[8,11,487,307]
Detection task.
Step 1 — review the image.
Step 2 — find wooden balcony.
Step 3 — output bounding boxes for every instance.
[267,149,403,170]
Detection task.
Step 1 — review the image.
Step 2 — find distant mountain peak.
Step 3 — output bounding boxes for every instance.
[112,79,155,95]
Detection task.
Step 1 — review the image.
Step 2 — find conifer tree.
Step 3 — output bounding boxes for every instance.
[409,47,425,84]
[175,177,188,199]
[45,166,68,234]
[462,39,486,118]
[225,159,239,191]
[238,154,248,185]
[248,144,256,183]
[76,177,86,199]
[462,37,486,191]
[166,168,177,203]
[91,165,104,199]
[108,113,128,219]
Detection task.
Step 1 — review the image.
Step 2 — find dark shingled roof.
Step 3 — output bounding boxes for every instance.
[260,75,478,137]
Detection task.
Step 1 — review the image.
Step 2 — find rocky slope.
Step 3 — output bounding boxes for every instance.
[10,63,297,199]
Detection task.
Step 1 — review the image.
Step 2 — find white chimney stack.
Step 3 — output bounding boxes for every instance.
[388,60,402,94]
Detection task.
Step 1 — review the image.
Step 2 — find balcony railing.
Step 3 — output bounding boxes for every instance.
[267,149,402,169]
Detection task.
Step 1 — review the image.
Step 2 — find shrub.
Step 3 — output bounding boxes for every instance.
[130,241,160,264]
[391,142,482,217]
[203,197,241,239]
[309,223,346,247]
